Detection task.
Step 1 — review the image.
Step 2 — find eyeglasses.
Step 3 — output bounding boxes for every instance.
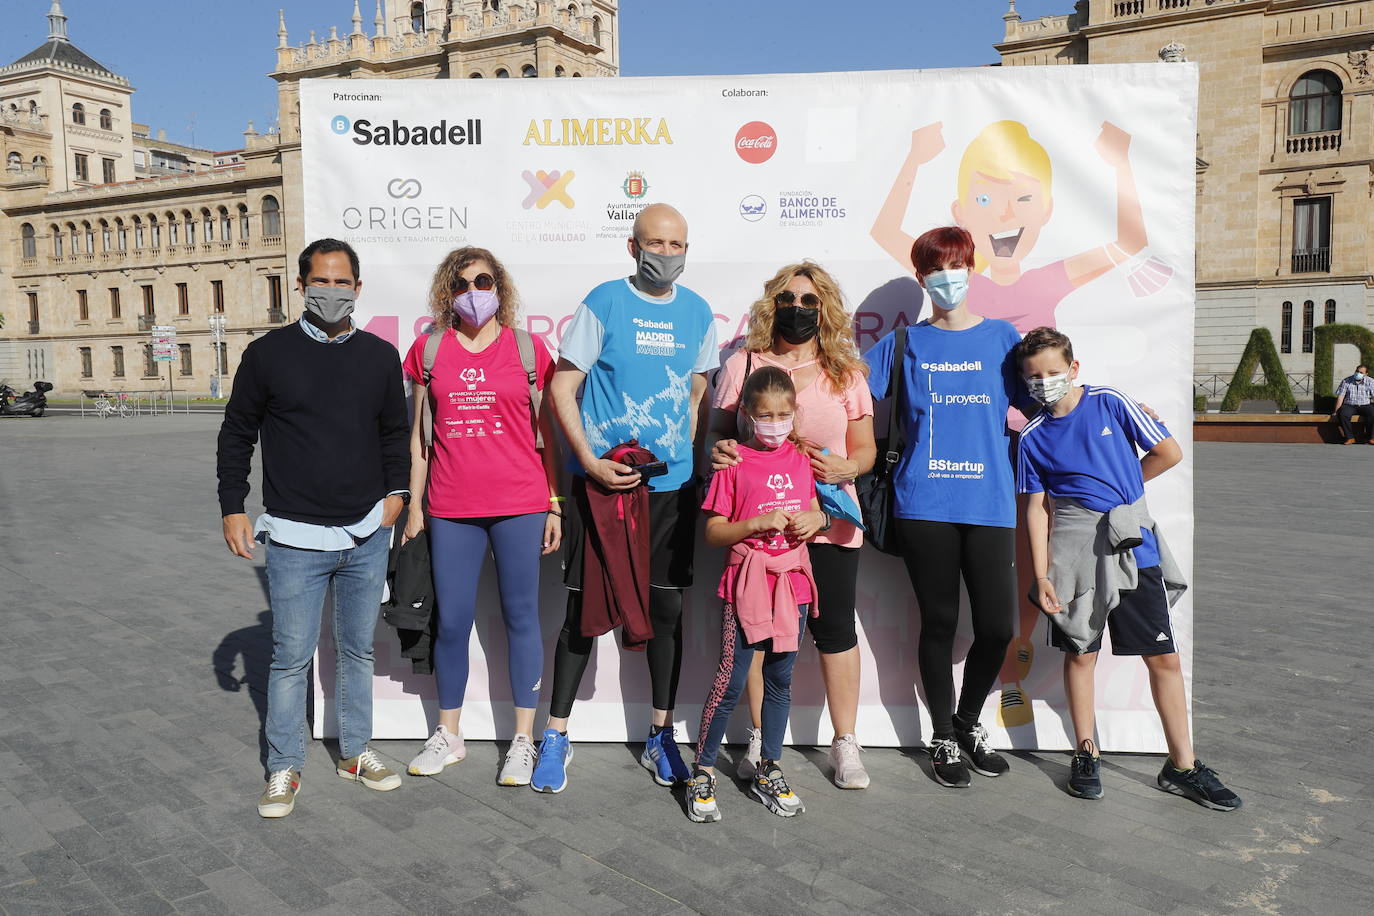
[455,273,495,293]
[774,290,821,309]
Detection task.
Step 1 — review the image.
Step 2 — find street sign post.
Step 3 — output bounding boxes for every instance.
[152,325,177,413]
[209,315,226,399]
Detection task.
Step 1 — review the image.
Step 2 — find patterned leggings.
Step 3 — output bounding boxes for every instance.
[694,602,807,769]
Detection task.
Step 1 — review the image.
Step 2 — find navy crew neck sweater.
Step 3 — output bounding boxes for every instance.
[216,323,410,525]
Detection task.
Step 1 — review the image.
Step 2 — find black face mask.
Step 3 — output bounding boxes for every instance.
[774,305,820,345]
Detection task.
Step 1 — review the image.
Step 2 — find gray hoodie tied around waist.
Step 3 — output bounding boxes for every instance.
[1033,495,1188,654]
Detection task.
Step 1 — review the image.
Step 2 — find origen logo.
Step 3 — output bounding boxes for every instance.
[735,121,777,164]
[387,178,422,199]
[330,115,351,135]
[521,169,575,210]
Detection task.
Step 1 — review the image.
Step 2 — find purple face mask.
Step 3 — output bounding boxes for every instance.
[452,289,500,328]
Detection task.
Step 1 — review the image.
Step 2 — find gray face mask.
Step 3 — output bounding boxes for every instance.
[634,245,686,289]
[302,286,357,325]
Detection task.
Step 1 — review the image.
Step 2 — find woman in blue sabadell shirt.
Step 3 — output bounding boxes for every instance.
[865,225,1025,791]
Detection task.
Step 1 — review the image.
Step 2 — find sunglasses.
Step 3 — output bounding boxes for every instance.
[774,290,821,309]
[455,273,495,293]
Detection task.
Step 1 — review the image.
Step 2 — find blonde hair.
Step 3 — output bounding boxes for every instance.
[956,121,1053,272]
[426,246,520,331]
[743,261,868,394]
[739,365,805,450]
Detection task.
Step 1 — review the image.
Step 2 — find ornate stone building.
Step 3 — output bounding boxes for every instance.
[997,0,1374,380]
[0,0,618,395]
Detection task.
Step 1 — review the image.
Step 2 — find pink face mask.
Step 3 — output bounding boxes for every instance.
[752,417,793,448]
[452,289,500,328]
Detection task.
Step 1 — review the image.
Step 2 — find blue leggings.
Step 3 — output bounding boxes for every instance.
[694,602,806,769]
[429,513,545,710]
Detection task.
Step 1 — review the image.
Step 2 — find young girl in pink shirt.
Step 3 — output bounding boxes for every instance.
[690,367,827,823]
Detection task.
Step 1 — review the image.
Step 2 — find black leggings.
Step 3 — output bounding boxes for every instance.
[807,543,861,654]
[895,519,1015,737]
[547,586,684,719]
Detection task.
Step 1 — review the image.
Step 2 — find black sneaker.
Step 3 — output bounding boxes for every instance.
[953,722,1010,777]
[927,737,970,788]
[1067,752,1104,800]
[1157,758,1242,812]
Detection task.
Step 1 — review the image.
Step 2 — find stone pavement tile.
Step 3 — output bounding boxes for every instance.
[0,878,112,915]
[18,845,85,887]
[50,824,116,865]
[132,856,209,903]
[168,836,234,879]
[79,857,159,903]
[166,892,234,916]
[195,867,290,915]
[312,878,408,916]
[112,893,177,916]
[67,901,124,916]
[247,866,332,912]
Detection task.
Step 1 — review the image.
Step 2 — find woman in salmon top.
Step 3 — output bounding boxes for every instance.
[709,261,876,790]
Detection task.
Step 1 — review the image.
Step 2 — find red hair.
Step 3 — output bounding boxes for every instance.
[910,226,975,277]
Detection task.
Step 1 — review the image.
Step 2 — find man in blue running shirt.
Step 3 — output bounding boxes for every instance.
[531,204,719,793]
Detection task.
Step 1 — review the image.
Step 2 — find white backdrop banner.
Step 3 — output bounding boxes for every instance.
[304,64,1198,752]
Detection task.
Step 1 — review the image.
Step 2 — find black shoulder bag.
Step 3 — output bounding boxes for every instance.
[855,327,906,556]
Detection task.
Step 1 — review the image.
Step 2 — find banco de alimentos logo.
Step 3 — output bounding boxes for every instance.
[522,170,575,210]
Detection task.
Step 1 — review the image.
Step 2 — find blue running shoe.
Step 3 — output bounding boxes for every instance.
[640,726,690,786]
[530,729,572,794]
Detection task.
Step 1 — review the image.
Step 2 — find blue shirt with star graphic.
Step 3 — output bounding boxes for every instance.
[559,277,718,491]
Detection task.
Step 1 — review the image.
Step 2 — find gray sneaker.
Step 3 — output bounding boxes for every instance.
[737,727,762,780]
[828,733,871,789]
[498,735,537,787]
[407,725,465,776]
[257,768,299,818]
[337,748,402,791]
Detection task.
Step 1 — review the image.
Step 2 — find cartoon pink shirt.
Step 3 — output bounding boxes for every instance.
[703,441,817,605]
[968,260,1074,334]
[714,349,873,549]
[402,327,555,519]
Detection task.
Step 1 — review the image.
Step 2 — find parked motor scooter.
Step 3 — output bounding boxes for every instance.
[0,381,51,417]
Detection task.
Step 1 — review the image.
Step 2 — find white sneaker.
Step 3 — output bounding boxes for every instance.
[829,733,871,789]
[498,735,537,787]
[737,727,762,779]
[407,725,465,776]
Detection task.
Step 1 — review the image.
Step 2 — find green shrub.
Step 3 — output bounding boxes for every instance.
[1220,328,1296,413]
[1194,392,1207,412]
[1313,323,1374,413]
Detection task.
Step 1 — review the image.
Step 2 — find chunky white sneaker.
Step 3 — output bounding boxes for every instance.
[687,770,721,823]
[407,725,465,776]
[737,727,762,780]
[828,733,871,789]
[498,735,537,787]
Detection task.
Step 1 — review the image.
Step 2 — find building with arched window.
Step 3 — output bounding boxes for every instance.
[1,1,619,393]
[997,0,1374,383]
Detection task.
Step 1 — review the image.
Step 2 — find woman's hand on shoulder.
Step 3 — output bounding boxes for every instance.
[711,438,741,470]
[808,448,856,484]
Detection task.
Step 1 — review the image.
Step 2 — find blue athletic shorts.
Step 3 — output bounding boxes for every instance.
[1050,565,1176,656]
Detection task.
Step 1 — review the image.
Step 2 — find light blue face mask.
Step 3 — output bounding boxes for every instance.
[923,269,969,309]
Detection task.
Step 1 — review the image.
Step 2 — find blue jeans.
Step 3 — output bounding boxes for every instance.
[264,527,390,772]
[694,602,807,769]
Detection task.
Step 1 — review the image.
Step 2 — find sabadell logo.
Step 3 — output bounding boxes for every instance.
[735,121,777,164]
[329,113,483,146]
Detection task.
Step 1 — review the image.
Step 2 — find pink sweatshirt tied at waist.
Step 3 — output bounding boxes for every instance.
[724,542,819,652]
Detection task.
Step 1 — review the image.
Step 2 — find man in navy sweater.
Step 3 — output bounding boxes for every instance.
[217,238,410,818]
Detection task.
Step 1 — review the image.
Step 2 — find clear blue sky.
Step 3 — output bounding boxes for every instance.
[4,0,1070,150]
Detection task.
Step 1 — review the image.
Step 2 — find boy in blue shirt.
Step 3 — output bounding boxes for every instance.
[1016,327,1241,811]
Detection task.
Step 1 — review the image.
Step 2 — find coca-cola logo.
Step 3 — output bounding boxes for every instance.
[735,121,777,164]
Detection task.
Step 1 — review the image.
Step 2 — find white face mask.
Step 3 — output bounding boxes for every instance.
[1026,373,1072,407]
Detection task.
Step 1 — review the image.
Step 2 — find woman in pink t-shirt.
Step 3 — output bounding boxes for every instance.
[398,247,560,788]
[709,261,876,790]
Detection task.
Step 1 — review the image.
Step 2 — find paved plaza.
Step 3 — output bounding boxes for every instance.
[0,415,1369,915]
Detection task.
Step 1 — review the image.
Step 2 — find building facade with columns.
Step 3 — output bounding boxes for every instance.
[997,0,1374,384]
[0,0,618,396]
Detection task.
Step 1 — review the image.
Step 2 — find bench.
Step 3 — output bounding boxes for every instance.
[1194,412,1366,444]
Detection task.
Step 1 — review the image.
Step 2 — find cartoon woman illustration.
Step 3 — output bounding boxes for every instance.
[872,119,1167,335]
[870,119,1167,729]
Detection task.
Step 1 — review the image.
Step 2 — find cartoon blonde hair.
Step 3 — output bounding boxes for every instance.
[956,121,1053,272]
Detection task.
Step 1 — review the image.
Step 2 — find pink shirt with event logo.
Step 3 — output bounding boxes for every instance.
[713,349,873,548]
[702,441,817,605]
[402,327,554,519]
